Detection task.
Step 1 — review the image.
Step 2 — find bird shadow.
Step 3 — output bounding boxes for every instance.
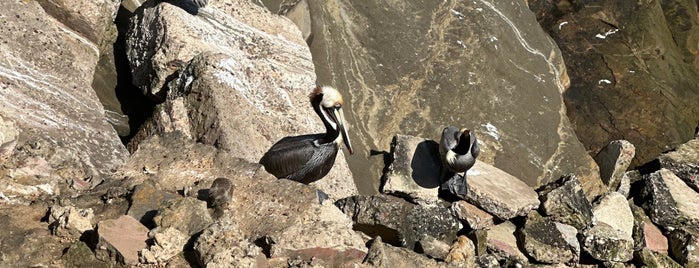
[410,140,442,188]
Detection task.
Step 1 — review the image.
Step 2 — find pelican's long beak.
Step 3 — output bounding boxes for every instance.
[332,107,353,155]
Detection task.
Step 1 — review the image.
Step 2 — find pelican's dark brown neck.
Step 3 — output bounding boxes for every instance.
[311,93,339,145]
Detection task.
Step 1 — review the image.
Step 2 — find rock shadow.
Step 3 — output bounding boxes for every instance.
[410,140,442,189]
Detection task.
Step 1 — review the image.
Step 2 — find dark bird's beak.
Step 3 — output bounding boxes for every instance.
[331,107,353,155]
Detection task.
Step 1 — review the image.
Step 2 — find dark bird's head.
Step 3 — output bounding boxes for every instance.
[310,86,353,155]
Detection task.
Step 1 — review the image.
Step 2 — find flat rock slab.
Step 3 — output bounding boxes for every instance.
[538,174,593,230]
[640,169,699,229]
[382,134,442,203]
[591,192,633,239]
[659,138,699,193]
[96,215,149,265]
[464,161,539,220]
[519,211,576,264]
[451,200,495,230]
[486,221,527,262]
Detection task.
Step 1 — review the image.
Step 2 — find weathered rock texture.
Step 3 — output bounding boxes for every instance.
[383,135,442,203]
[519,211,576,264]
[95,215,149,265]
[125,1,355,199]
[0,0,129,196]
[668,227,699,267]
[659,138,699,192]
[306,0,605,197]
[464,161,540,220]
[538,174,593,230]
[640,169,699,229]
[594,140,635,191]
[530,0,699,167]
[582,222,634,262]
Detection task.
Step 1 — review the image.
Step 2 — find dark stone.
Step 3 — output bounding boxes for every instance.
[668,226,699,267]
[61,241,110,268]
[362,237,445,268]
[638,169,699,229]
[518,211,576,263]
[634,248,683,268]
[127,182,180,228]
[658,138,699,193]
[335,195,459,249]
[537,174,593,230]
[582,223,634,262]
[153,197,213,236]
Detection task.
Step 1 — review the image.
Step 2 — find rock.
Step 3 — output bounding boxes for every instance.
[582,222,634,262]
[531,0,699,168]
[140,227,190,264]
[538,174,593,230]
[127,182,180,228]
[95,215,149,265]
[594,140,635,191]
[591,192,633,240]
[417,235,452,260]
[630,204,668,254]
[640,169,699,229]
[268,202,367,263]
[486,221,527,262]
[444,236,476,267]
[0,0,128,186]
[658,138,699,193]
[0,116,18,164]
[362,236,446,268]
[61,241,110,268]
[635,248,683,268]
[207,177,233,208]
[335,195,460,249]
[668,227,699,267]
[0,203,67,267]
[153,197,214,236]
[617,172,632,198]
[48,204,95,237]
[451,200,495,230]
[463,161,540,220]
[306,0,605,199]
[194,217,264,267]
[125,1,356,199]
[555,222,581,263]
[519,211,576,264]
[382,135,442,204]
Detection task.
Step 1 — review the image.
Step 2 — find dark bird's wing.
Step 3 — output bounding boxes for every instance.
[440,126,460,157]
[259,134,321,180]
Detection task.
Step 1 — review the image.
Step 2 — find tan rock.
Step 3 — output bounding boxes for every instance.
[464,161,540,220]
[451,200,495,230]
[96,215,149,265]
[445,236,476,267]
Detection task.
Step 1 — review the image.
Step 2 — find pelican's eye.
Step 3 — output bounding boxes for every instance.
[334,103,342,108]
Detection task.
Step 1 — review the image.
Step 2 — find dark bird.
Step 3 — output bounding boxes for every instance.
[440,126,479,174]
[259,86,353,184]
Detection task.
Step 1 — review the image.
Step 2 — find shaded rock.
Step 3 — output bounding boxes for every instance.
[532,0,699,168]
[582,222,634,262]
[630,203,668,253]
[126,1,356,197]
[140,227,189,264]
[537,174,593,230]
[307,0,605,198]
[444,235,476,267]
[0,116,18,164]
[48,204,95,238]
[36,0,119,45]
[555,222,581,262]
[284,247,366,268]
[591,192,633,240]
[519,211,576,264]
[594,140,635,191]
[486,221,527,262]
[382,135,441,204]
[335,194,459,249]
[127,182,180,227]
[207,177,233,208]
[451,200,495,230]
[417,235,451,261]
[194,217,263,267]
[95,215,149,265]
[362,236,446,268]
[668,227,699,267]
[463,161,540,220]
[0,0,128,187]
[153,197,213,236]
[635,248,683,268]
[617,171,632,198]
[658,138,699,193]
[0,203,66,267]
[61,241,110,268]
[640,169,699,229]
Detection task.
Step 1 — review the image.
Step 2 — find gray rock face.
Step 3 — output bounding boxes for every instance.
[582,223,634,262]
[463,161,540,220]
[363,237,446,268]
[659,138,699,193]
[451,200,495,230]
[48,204,95,237]
[538,174,593,230]
[591,192,633,240]
[519,211,576,264]
[668,227,699,267]
[125,1,355,198]
[95,215,149,265]
[0,116,18,164]
[194,217,263,267]
[127,182,180,227]
[640,169,699,229]
[62,241,110,268]
[153,197,213,236]
[306,0,605,197]
[140,227,189,264]
[417,235,451,261]
[530,0,699,168]
[335,195,460,249]
[0,0,129,189]
[382,134,442,203]
[594,140,635,191]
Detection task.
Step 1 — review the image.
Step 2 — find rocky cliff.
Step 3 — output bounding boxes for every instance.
[1,0,699,267]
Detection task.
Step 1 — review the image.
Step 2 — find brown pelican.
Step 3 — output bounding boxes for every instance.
[440,126,479,174]
[259,86,353,184]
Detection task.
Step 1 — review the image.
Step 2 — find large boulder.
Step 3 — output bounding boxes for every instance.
[640,169,699,229]
[306,0,605,196]
[0,0,129,197]
[125,1,355,199]
[529,0,699,167]
[658,138,699,193]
